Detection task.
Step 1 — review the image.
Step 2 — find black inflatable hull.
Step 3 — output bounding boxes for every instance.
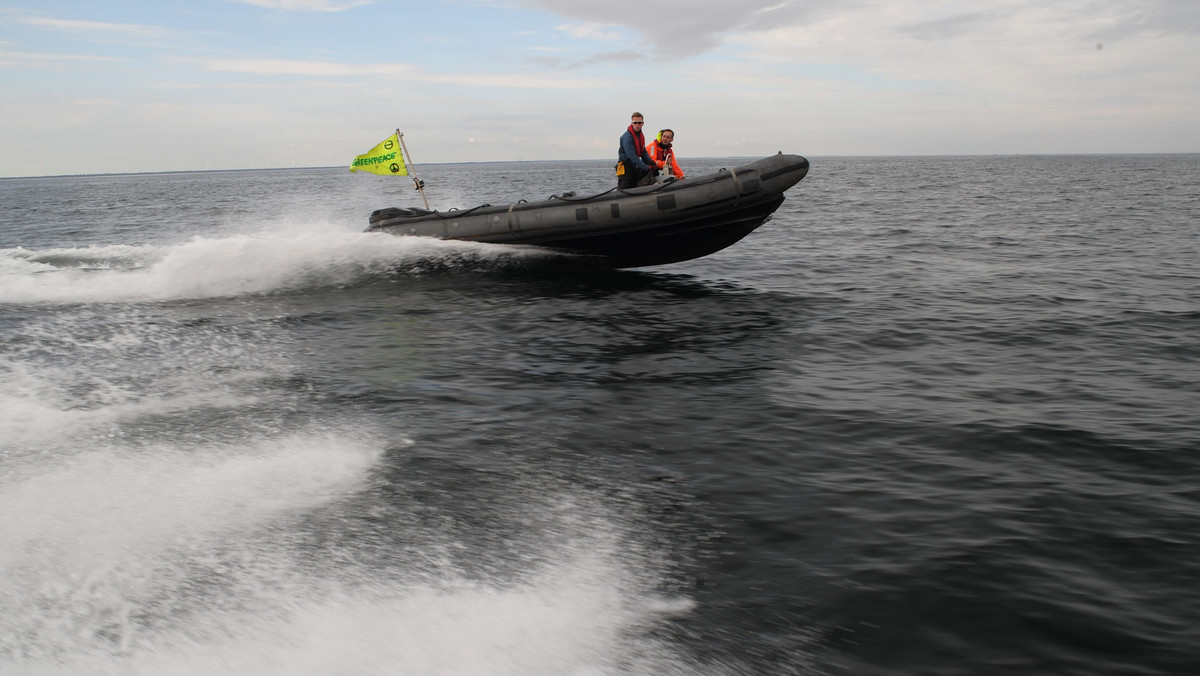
[367,153,809,268]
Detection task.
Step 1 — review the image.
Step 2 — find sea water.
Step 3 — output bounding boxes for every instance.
[1,155,1198,675]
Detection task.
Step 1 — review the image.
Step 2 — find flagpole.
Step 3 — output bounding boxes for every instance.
[397,129,430,210]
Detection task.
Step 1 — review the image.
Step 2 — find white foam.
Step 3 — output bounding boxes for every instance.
[0,222,710,675]
[4,536,701,676]
[0,434,381,572]
[0,361,261,454]
[0,443,709,675]
[0,312,276,457]
[0,231,544,305]
[137,573,640,676]
[0,433,385,664]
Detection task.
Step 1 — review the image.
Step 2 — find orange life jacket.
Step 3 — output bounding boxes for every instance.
[647,140,685,179]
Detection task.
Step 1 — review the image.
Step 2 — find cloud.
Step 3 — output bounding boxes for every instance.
[555,23,623,42]
[526,49,645,71]
[717,0,1200,147]
[1087,0,1200,42]
[202,57,611,88]
[433,71,609,89]
[14,16,173,39]
[204,58,419,77]
[491,0,828,57]
[0,49,122,66]
[3,0,1197,176]
[899,11,995,41]
[501,0,1200,68]
[224,0,374,10]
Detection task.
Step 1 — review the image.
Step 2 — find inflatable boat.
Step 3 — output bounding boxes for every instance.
[367,152,809,268]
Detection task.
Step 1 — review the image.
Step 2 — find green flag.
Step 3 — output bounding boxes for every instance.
[350,133,407,176]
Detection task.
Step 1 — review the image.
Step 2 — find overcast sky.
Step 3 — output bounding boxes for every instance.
[2,0,1198,176]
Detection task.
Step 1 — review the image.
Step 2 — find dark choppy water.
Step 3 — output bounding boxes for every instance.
[2,155,1198,675]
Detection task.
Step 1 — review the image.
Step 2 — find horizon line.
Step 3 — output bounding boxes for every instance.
[3,151,1199,180]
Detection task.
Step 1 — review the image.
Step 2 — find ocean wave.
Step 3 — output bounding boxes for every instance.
[0,232,555,305]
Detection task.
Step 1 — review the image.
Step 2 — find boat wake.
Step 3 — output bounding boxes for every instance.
[0,231,559,305]
[1,426,708,675]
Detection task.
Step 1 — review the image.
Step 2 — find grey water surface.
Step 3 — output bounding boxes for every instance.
[1,154,1197,675]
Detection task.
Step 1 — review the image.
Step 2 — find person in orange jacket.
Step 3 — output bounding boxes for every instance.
[646,129,685,182]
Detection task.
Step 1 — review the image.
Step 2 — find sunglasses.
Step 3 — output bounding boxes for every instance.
[632,121,644,125]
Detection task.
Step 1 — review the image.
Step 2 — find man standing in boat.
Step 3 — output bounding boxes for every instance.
[617,112,655,189]
[647,129,685,182]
